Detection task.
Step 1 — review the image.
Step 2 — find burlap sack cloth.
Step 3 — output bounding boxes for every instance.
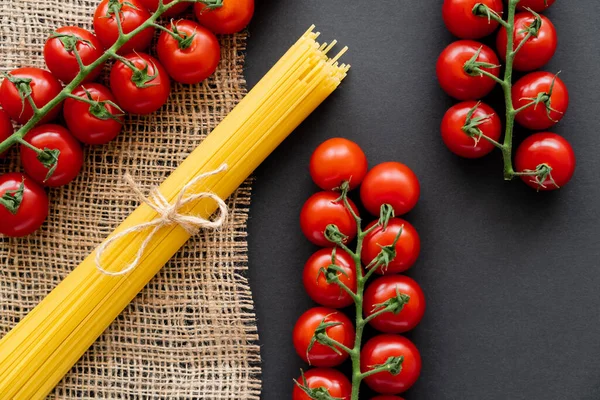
[0,1,262,398]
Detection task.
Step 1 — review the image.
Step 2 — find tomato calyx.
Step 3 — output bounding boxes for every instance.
[366,356,405,377]
[50,32,95,53]
[169,20,197,50]
[2,73,34,116]
[517,8,542,38]
[461,102,495,147]
[294,370,342,400]
[378,204,395,231]
[519,72,564,123]
[116,54,160,89]
[307,316,347,363]
[0,179,25,215]
[37,148,61,182]
[197,0,224,11]
[463,46,501,77]
[324,223,349,245]
[318,248,350,284]
[367,225,404,273]
[371,289,411,316]
[472,3,503,24]
[517,163,559,190]
[105,0,138,18]
[71,87,125,122]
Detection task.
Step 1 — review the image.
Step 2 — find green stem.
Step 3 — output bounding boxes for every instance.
[0,0,204,155]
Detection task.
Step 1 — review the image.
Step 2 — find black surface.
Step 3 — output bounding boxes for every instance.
[245,1,600,399]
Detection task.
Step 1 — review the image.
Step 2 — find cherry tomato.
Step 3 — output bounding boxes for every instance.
[303,248,358,309]
[441,101,501,158]
[437,40,500,101]
[371,397,405,400]
[293,307,355,367]
[20,124,83,187]
[310,138,368,191]
[156,20,221,84]
[93,0,155,55]
[362,218,420,275]
[360,162,420,217]
[497,13,557,72]
[364,275,426,333]
[138,0,190,17]
[512,72,569,130]
[43,26,105,84]
[300,191,359,247]
[110,53,171,115]
[194,0,255,34]
[0,67,63,125]
[361,335,422,395]
[292,368,351,400]
[517,0,556,12]
[514,132,575,191]
[442,0,504,39]
[0,173,49,237]
[63,84,124,145]
[0,110,13,157]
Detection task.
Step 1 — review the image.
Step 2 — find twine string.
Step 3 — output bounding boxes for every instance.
[95,164,229,276]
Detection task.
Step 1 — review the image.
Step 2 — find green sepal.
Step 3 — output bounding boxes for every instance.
[0,180,25,215]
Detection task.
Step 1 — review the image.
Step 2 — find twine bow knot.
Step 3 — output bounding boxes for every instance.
[95,164,229,276]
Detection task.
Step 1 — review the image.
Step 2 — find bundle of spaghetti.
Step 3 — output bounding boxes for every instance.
[0,25,349,398]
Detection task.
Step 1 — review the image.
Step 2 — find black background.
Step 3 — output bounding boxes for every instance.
[245,1,600,399]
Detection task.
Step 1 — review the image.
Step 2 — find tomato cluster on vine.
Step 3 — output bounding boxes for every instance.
[0,0,255,238]
[438,0,575,191]
[293,138,425,400]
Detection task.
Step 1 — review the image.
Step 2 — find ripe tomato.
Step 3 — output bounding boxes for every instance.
[360,162,420,217]
[441,101,501,158]
[303,248,358,309]
[110,53,171,115]
[194,0,255,34]
[43,26,105,84]
[300,191,359,247]
[292,368,351,400]
[156,20,221,84]
[512,72,569,130]
[0,67,63,125]
[63,84,124,145]
[138,0,190,17]
[496,13,557,72]
[20,124,83,187]
[361,335,422,395]
[293,307,355,367]
[309,138,368,191]
[437,40,500,100]
[93,0,155,55]
[364,275,426,333]
[0,173,49,237]
[514,132,575,191]
[362,218,420,275]
[442,0,503,39]
[517,0,555,12]
[0,110,13,157]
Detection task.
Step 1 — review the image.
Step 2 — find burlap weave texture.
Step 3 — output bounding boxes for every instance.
[0,1,261,398]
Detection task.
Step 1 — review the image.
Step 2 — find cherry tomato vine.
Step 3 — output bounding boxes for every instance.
[439,0,574,191]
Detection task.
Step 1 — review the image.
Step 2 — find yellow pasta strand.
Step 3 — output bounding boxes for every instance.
[0,26,349,399]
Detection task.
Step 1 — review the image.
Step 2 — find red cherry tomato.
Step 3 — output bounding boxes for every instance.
[293,307,355,367]
[436,40,500,100]
[194,0,255,34]
[43,26,105,83]
[303,248,358,309]
[517,0,556,12]
[515,132,575,191]
[292,368,351,400]
[496,13,557,72]
[110,53,171,115]
[138,0,190,17]
[371,397,405,400]
[361,335,422,395]
[442,0,504,39]
[0,173,49,237]
[156,20,221,84]
[362,218,420,275]
[93,0,155,55]
[0,110,13,157]
[441,101,501,159]
[0,67,63,125]
[63,84,124,145]
[309,138,368,191]
[300,191,359,247]
[512,72,569,130]
[20,124,83,187]
[360,162,420,217]
[364,275,426,333]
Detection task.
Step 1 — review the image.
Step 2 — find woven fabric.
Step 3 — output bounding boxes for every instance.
[0,1,261,398]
